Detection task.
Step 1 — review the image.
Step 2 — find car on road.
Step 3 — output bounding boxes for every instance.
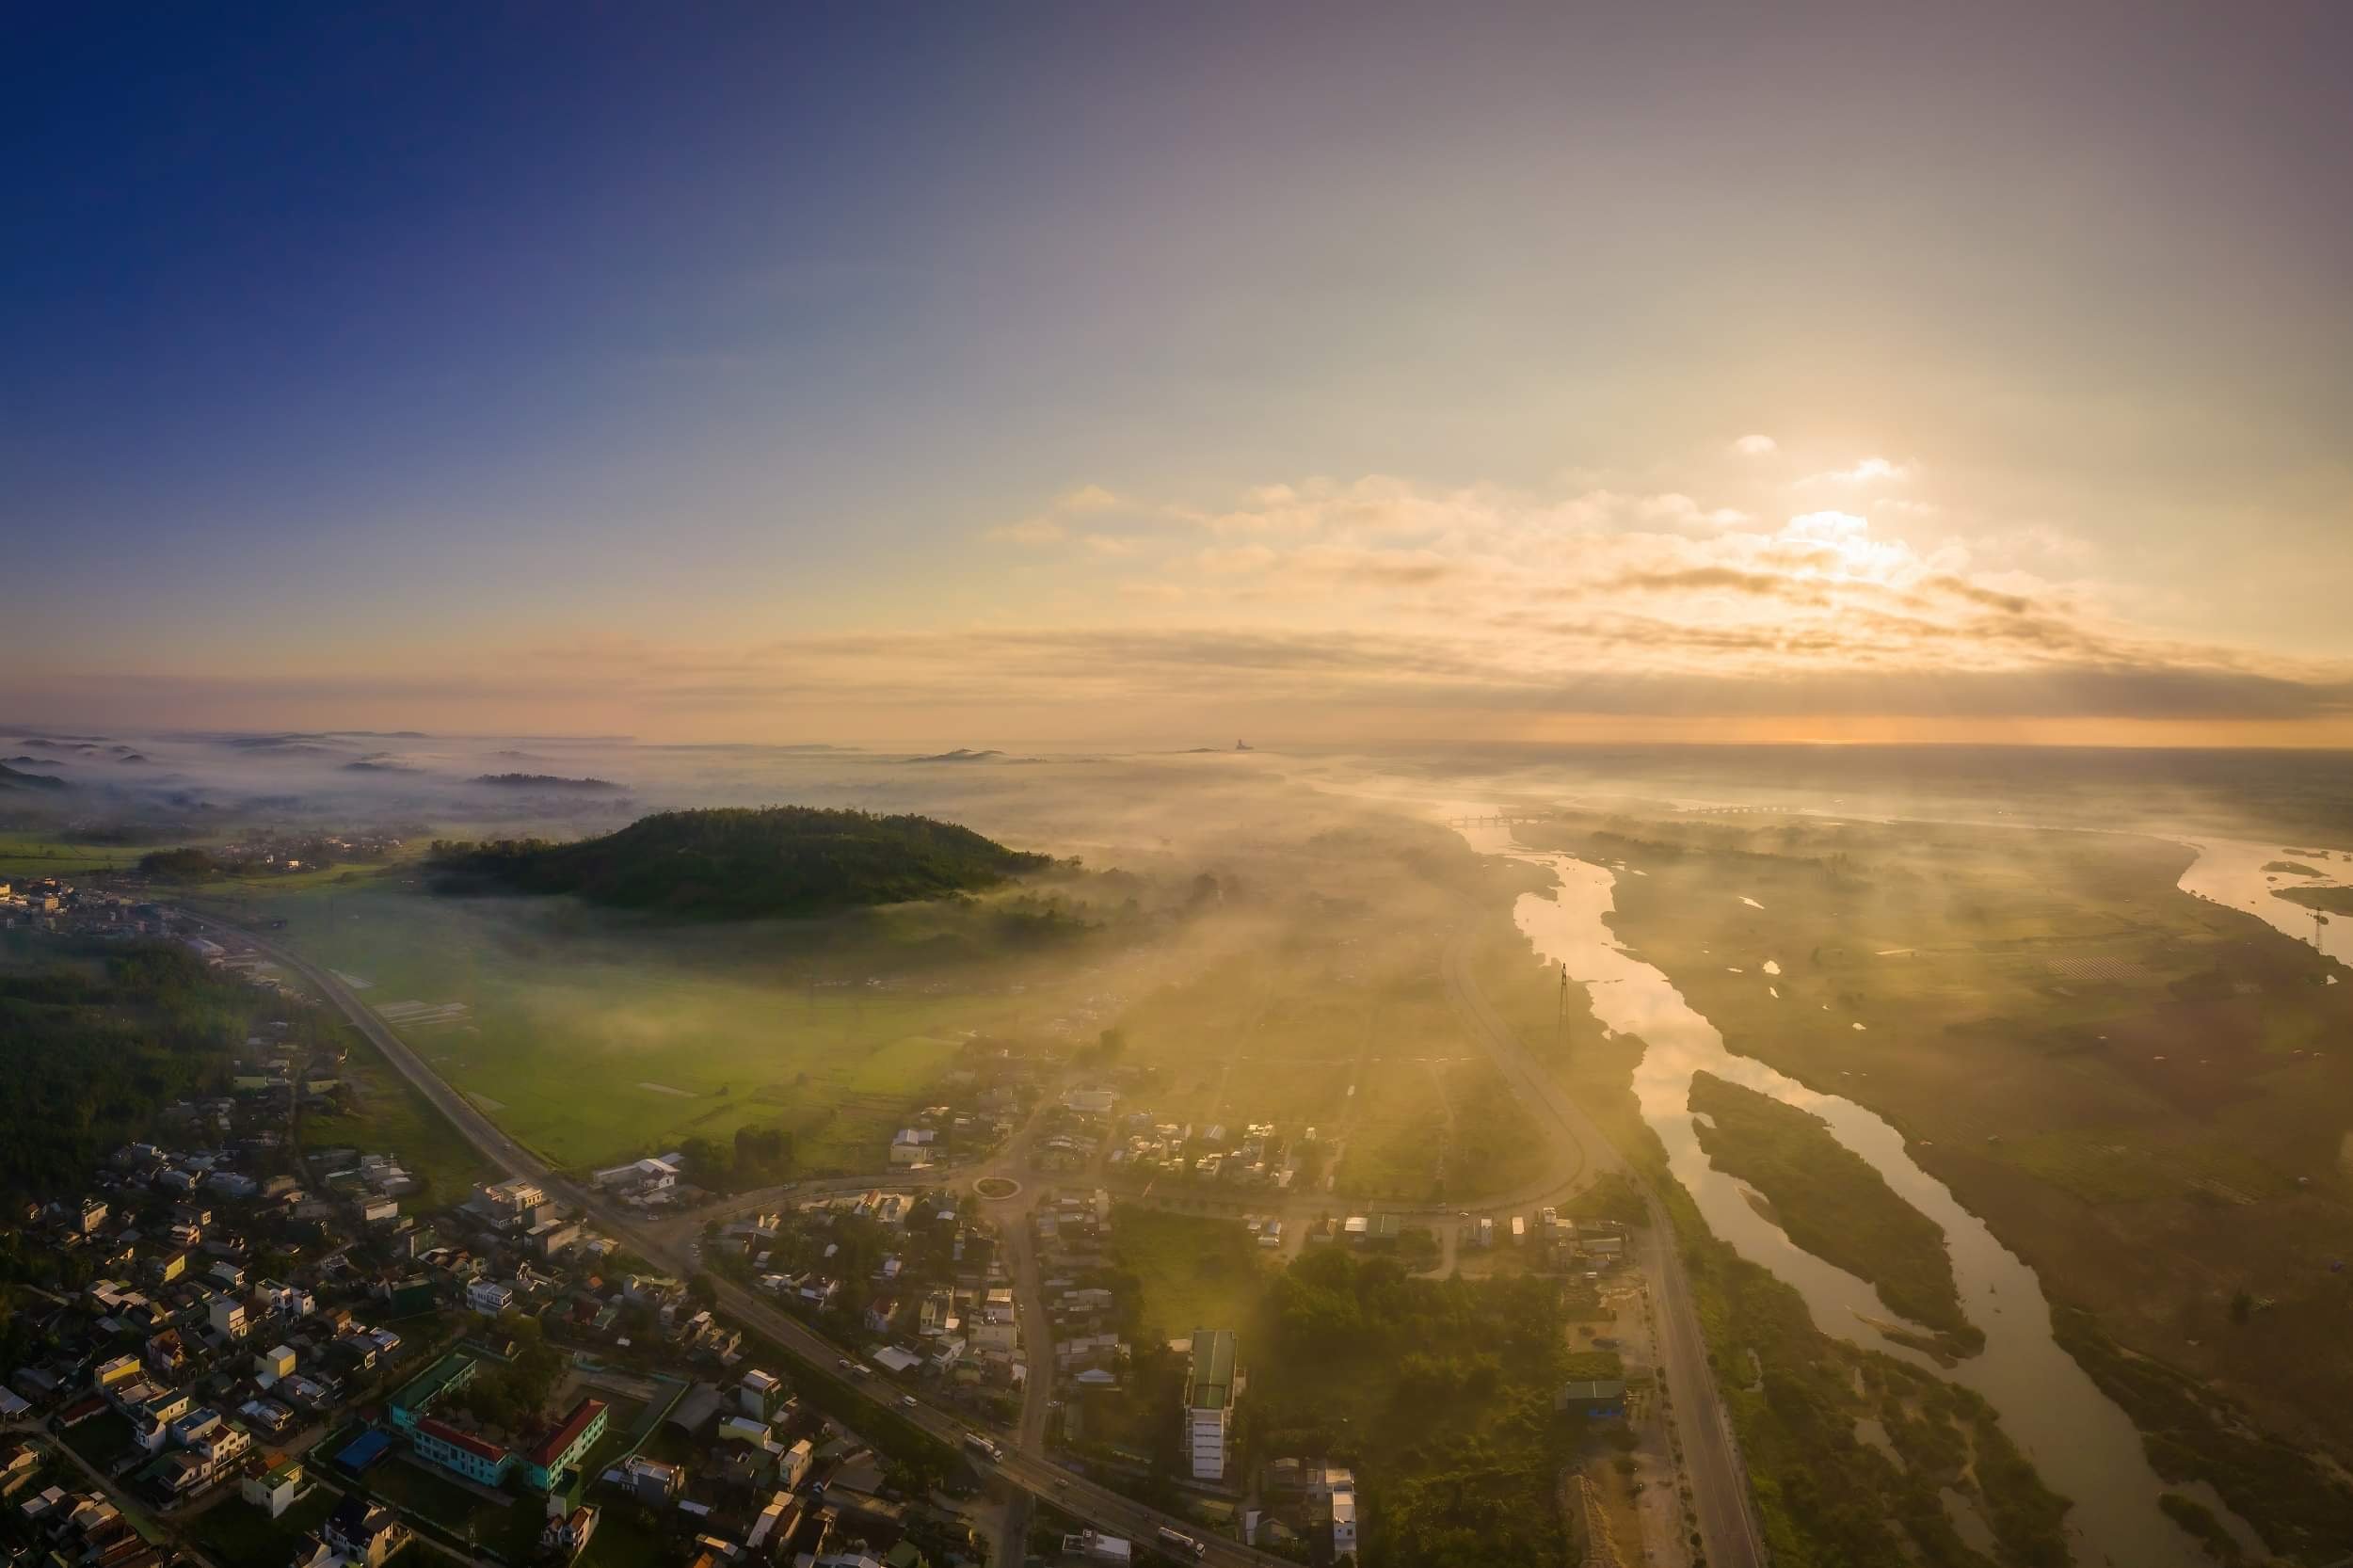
[837,1356,854,1369]
[899,1394,918,1409]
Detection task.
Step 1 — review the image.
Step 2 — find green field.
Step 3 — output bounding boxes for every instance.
[1110,1205,1272,1343]
[302,1017,499,1205]
[204,872,1059,1171]
[0,834,150,876]
[190,800,1530,1192]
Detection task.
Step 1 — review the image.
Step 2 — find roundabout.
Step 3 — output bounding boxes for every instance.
[972,1176,1022,1201]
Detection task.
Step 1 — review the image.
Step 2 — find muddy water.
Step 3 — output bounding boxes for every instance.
[1458,821,2215,1568]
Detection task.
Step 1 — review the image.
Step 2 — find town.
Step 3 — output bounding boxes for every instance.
[0,891,1657,1568]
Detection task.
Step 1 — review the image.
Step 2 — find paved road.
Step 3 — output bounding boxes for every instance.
[198,915,1285,1568]
[1442,927,1767,1568]
[5,1423,227,1568]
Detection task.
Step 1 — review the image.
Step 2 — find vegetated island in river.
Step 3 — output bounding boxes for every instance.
[2270,882,2353,916]
[427,805,1054,919]
[469,772,627,791]
[1687,1070,1983,1359]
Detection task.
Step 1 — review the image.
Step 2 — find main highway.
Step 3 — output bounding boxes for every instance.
[192,914,1285,1568]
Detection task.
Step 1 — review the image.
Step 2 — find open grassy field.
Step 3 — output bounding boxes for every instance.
[302,1011,499,1203]
[1110,1204,1272,1342]
[201,872,1061,1171]
[0,833,151,876]
[1513,808,2353,1542]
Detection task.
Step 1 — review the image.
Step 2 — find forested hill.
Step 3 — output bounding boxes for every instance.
[427,806,1054,919]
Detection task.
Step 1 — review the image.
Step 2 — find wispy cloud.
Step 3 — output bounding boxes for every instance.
[984,483,1127,545]
[1801,456,1912,486]
[1729,433,1778,456]
[984,518,1066,546]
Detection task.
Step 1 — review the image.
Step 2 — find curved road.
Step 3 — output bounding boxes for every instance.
[194,915,1287,1568]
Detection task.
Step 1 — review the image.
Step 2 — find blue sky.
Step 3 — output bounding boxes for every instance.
[6,4,2350,742]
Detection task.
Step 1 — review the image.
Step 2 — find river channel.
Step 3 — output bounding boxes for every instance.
[1449,819,2341,1568]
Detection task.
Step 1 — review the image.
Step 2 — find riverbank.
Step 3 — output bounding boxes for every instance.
[1456,815,2220,1568]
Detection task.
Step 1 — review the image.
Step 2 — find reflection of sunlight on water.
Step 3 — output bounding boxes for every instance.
[1455,818,2215,1568]
[2179,837,2353,970]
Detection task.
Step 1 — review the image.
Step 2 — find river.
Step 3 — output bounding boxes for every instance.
[1447,819,2342,1568]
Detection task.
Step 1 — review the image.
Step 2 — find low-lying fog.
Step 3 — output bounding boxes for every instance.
[12,728,2353,863]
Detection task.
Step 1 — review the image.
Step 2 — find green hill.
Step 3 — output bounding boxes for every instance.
[429,806,1053,919]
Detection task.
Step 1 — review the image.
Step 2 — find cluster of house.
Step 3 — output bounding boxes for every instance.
[881,1092,1021,1174]
[1106,1115,1301,1191]
[4,1121,466,1497]
[0,1099,712,1559]
[1252,1458,1355,1560]
[1033,1192,1123,1404]
[0,878,174,938]
[7,1464,165,1568]
[738,1192,1027,1406]
[1026,1088,1120,1173]
[1464,1208,1629,1268]
[589,1368,969,1568]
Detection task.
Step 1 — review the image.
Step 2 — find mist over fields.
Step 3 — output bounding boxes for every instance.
[11,726,2353,855]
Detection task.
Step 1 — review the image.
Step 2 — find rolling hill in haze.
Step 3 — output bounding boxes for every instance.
[428,805,1053,919]
[0,762,67,791]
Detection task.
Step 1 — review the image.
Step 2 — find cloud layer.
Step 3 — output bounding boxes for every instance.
[24,460,2351,746]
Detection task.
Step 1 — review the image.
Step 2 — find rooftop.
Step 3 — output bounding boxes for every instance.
[526,1398,606,1467]
[1186,1328,1237,1411]
[388,1351,474,1416]
[417,1416,508,1464]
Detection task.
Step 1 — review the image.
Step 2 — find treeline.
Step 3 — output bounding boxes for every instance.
[427,806,1054,920]
[0,938,257,1199]
[678,1125,795,1192]
[138,847,219,881]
